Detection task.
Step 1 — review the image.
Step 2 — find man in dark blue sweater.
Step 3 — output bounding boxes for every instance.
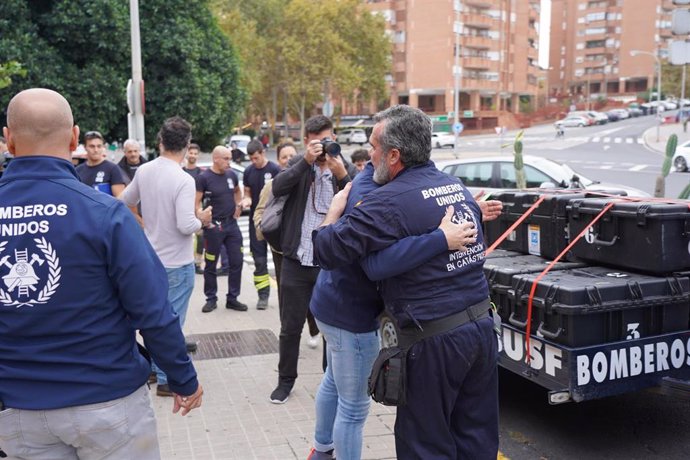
[0,88,202,458]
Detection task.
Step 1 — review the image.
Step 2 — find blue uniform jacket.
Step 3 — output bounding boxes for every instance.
[0,157,198,409]
[310,163,448,333]
[313,161,489,328]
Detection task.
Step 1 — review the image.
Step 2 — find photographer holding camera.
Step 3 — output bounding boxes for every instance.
[268,115,356,404]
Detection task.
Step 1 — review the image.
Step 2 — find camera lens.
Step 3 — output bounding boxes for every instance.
[322,140,341,157]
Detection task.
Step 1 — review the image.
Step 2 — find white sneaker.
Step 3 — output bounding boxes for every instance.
[307,334,320,349]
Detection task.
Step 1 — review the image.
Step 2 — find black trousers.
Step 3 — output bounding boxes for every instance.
[249,218,270,298]
[277,257,320,387]
[395,317,499,460]
[203,221,242,302]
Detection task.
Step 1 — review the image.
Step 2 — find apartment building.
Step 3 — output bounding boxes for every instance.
[363,0,543,130]
[549,0,674,101]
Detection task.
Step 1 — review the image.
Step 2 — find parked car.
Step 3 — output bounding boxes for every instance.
[584,111,609,125]
[673,140,690,172]
[226,134,251,157]
[627,106,644,117]
[605,110,621,122]
[431,131,456,148]
[554,115,591,128]
[336,128,367,145]
[435,155,650,197]
[568,111,597,125]
[660,100,678,110]
[608,108,630,120]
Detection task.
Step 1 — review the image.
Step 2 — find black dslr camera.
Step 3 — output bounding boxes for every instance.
[320,138,341,157]
[202,191,212,209]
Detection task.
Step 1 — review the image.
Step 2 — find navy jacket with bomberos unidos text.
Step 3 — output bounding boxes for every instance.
[0,157,198,410]
[313,161,489,329]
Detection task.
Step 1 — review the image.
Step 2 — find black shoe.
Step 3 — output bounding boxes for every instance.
[201,300,217,313]
[217,268,229,276]
[194,265,204,275]
[256,297,269,310]
[269,384,292,404]
[147,371,157,385]
[226,299,248,311]
[185,341,198,353]
[156,384,174,397]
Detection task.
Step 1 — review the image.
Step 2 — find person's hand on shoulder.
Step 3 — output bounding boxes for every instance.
[173,384,203,416]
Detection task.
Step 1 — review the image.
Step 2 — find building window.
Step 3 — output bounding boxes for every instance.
[586,39,606,48]
[586,12,606,22]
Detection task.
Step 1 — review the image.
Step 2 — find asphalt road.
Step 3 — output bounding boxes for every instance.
[429,114,690,198]
[497,368,690,459]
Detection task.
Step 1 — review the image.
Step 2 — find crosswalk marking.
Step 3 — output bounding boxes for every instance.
[630,164,648,171]
[458,135,644,147]
[238,216,275,273]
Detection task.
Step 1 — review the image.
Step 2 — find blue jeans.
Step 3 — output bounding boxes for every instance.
[0,385,159,459]
[153,263,195,385]
[313,319,380,460]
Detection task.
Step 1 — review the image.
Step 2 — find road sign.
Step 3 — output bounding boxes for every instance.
[431,115,448,122]
[322,100,334,117]
[453,122,464,134]
[670,40,690,65]
[463,110,474,118]
[672,9,690,34]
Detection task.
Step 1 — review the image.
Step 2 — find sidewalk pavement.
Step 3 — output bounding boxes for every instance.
[643,120,690,154]
[152,269,397,460]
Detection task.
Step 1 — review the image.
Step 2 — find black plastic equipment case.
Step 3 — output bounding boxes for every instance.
[509,265,690,347]
[485,248,523,259]
[484,254,585,326]
[568,199,690,274]
[484,191,622,260]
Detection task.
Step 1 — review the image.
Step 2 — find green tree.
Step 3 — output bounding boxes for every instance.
[211,0,390,141]
[0,0,243,149]
[660,61,687,99]
[213,0,289,144]
[279,0,390,139]
[0,61,28,89]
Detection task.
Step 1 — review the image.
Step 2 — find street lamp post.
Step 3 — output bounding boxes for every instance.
[452,0,462,159]
[630,49,661,142]
[129,0,145,153]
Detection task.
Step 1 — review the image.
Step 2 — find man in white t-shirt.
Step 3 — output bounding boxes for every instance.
[120,116,212,397]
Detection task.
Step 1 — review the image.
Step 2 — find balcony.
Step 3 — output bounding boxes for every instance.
[462,12,494,29]
[660,27,672,39]
[465,0,493,9]
[461,78,500,92]
[462,56,495,70]
[394,60,406,73]
[463,35,494,49]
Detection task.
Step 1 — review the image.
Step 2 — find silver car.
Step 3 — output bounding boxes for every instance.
[435,155,649,197]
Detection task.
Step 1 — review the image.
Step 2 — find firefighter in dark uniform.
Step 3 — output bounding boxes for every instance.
[313,105,498,460]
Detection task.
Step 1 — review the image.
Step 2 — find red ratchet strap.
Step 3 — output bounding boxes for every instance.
[523,201,615,365]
